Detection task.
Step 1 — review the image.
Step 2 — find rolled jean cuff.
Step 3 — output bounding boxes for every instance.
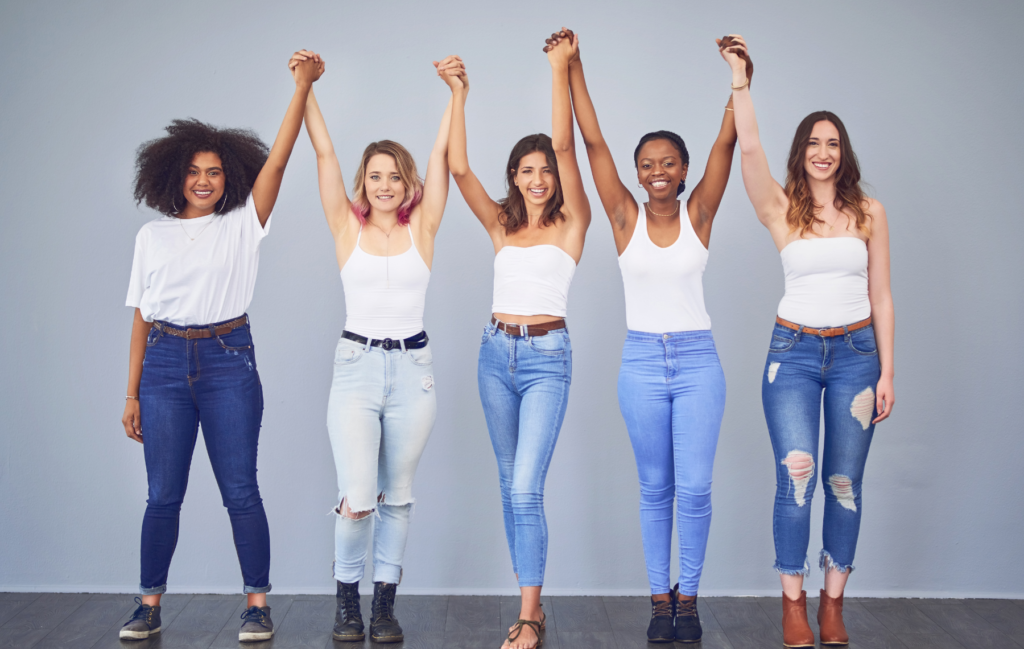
[773,559,810,577]
[819,549,854,574]
[243,583,272,594]
[140,584,167,596]
[373,563,402,586]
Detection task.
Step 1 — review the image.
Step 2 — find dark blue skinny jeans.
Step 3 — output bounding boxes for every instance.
[138,316,271,595]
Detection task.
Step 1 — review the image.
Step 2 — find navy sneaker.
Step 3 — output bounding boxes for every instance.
[239,605,274,642]
[119,597,161,640]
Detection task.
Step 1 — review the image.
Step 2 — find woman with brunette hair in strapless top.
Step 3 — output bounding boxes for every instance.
[543,28,752,644]
[294,50,463,644]
[447,33,591,649]
[722,35,895,648]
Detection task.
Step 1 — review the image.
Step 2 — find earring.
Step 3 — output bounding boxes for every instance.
[216,191,228,213]
[638,183,643,188]
[172,194,181,213]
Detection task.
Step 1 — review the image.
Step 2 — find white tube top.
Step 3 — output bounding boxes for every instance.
[618,201,711,332]
[340,226,431,339]
[777,237,870,328]
[491,245,576,318]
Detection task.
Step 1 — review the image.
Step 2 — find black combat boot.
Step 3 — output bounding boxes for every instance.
[369,582,404,643]
[332,580,364,642]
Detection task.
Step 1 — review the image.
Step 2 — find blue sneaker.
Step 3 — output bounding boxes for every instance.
[239,606,274,642]
[119,597,161,640]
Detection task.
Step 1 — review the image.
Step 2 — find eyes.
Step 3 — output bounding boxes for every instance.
[807,139,840,151]
[369,174,402,182]
[640,161,675,170]
[188,169,220,176]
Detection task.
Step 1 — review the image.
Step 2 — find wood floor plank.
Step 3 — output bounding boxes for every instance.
[390,631,446,649]
[158,594,242,648]
[0,594,40,629]
[894,632,966,648]
[0,592,90,649]
[445,595,500,634]
[88,593,194,648]
[207,594,294,648]
[441,628,501,648]
[553,630,617,649]
[396,595,448,635]
[859,598,945,635]
[35,594,136,649]
[846,629,910,649]
[719,627,785,649]
[550,596,610,633]
[915,598,1024,647]
[266,596,333,648]
[704,597,776,632]
[966,599,1024,635]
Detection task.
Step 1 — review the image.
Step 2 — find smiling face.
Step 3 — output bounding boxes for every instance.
[181,151,225,214]
[364,153,407,214]
[637,139,688,200]
[513,150,556,208]
[804,120,841,182]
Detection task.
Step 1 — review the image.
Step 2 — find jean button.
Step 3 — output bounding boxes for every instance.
[663,334,669,340]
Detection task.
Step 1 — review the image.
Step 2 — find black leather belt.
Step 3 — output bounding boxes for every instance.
[341,330,429,350]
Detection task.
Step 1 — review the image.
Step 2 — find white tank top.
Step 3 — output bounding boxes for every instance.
[491,245,576,318]
[340,226,430,339]
[777,237,870,328]
[618,202,712,333]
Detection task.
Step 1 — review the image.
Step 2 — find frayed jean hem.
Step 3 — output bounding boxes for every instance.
[773,559,810,577]
[819,549,854,574]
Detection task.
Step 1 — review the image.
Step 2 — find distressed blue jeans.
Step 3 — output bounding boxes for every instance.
[478,323,571,588]
[138,316,271,595]
[618,330,726,596]
[762,322,881,575]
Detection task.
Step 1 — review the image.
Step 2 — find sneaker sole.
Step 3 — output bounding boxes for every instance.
[332,631,366,642]
[239,630,274,642]
[119,626,160,640]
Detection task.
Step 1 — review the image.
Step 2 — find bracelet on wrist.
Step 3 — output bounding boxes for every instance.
[731,79,749,90]
[126,395,138,401]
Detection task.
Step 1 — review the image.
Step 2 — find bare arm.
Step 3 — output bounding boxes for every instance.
[251,52,323,227]
[417,56,464,238]
[120,308,152,443]
[447,66,505,238]
[866,199,895,423]
[687,94,737,244]
[304,87,353,239]
[547,32,591,231]
[721,36,787,228]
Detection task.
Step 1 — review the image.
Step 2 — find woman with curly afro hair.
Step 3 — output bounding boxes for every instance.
[118,51,323,643]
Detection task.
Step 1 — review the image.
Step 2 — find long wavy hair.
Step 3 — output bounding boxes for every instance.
[351,140,423,226]
[784,111,869,237]
[498,134,564,234]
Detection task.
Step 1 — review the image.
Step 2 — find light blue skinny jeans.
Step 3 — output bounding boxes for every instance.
[478,322,572,588]
[326,335,437,584]
[617,330,726,596]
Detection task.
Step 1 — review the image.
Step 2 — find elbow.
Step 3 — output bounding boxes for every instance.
[551,139,573,154]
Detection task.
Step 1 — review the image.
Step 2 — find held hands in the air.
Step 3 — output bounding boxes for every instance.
[433,55,467,92]
[288,50,325,85]
[544,27,579,68]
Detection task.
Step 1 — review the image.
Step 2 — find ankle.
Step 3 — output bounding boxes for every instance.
[651,592,672,602]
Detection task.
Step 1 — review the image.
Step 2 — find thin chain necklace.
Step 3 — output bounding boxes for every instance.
[646,200,680,217]
[179,215,214,242]
[368,219,399,289]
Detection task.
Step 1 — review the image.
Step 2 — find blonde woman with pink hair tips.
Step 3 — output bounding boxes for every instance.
[291,50,464,644]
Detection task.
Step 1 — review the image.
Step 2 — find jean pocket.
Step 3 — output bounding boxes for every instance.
[146,327,164,347]
[335,340,364,365]
[409,345,433,366]
[528,332,567,356]
[847,328,878,355]
[768,334,796,353]
[481,326,492,346]
[217,328,253,351]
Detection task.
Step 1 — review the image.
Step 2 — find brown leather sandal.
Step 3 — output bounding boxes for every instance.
[507,619,543,648]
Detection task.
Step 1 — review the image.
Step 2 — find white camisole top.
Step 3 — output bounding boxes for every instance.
[340,226,431,339]
[777,237,870,328]
[491,245,576,318]
[618,202,712,333]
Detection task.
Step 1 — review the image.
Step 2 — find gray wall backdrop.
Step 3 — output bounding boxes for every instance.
[2,0,1022,597]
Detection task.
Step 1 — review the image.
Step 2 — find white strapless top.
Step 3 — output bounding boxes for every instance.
[491,245,576,318]
[777,237,870,328]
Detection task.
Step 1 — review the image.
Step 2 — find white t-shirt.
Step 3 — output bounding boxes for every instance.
[126,194,271,325]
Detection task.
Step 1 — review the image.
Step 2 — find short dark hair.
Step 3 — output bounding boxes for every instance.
[133,118,269,217]
[634,130,690,196]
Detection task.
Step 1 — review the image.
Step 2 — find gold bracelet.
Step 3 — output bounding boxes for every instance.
[724,107,734,111]
[731,79,749,90]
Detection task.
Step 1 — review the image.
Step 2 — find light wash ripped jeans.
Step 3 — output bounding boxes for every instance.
[326,334,437,584]
[478,322,572,588]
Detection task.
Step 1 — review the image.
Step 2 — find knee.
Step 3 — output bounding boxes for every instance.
[780,450,815,507]
[827,474,859,512]
[335,496,374,520]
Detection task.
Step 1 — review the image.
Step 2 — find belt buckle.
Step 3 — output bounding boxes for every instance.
[380,338,395,350]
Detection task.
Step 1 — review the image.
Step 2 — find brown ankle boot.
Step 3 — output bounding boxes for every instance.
[817,589,849,645]
[781,591,815,648]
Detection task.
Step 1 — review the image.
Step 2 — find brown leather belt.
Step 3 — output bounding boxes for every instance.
[491,316,566,337]
[154,315,249,340]
[775,315,871,338]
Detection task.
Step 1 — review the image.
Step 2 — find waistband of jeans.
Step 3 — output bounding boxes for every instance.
[489,319,567,337]
[153,314,249,339]
[625,329,714,343]
[774,316,872,338]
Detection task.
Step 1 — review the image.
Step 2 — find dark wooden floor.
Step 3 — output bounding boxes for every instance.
[1,592,1022,648]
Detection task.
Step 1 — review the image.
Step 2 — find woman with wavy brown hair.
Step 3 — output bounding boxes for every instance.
[723,35,894,648]
[447,34,591,649]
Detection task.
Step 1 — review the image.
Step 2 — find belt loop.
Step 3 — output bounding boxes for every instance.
[520,324,527,339]
[400,337,407,353]
[208,324,217,339]
[843,324,850,341]
[364,338,373,353]
[795,325,804,341]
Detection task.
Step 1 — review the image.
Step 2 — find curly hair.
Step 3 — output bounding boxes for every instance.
[499,134,564,234]
[133,118,269,217]
[784,111,869,237]
[634,130,690,196]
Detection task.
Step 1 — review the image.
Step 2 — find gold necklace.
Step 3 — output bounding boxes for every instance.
[368,219,399,289]
[179,216,214,242]
[646,201,680,217]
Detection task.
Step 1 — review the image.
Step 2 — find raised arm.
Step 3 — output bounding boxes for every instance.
[721,35,787,229]
[546,30,591,232]
[546,30,634,249]
[446,63,505,238]
[865,199,895,423]
[251,51,322,227]
[414,56,463,238]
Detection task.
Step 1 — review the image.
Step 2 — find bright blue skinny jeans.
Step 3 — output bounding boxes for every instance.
[138,317,271,595]
[617,330,726,596]
[762,322,880,575]
[478,322,571,588]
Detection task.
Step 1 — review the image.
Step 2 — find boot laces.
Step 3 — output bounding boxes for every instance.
[241,606,269,628]
[677,598,698,618]
[128,598,154,624]
[373,585,397,623]
[652,599,673,619]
